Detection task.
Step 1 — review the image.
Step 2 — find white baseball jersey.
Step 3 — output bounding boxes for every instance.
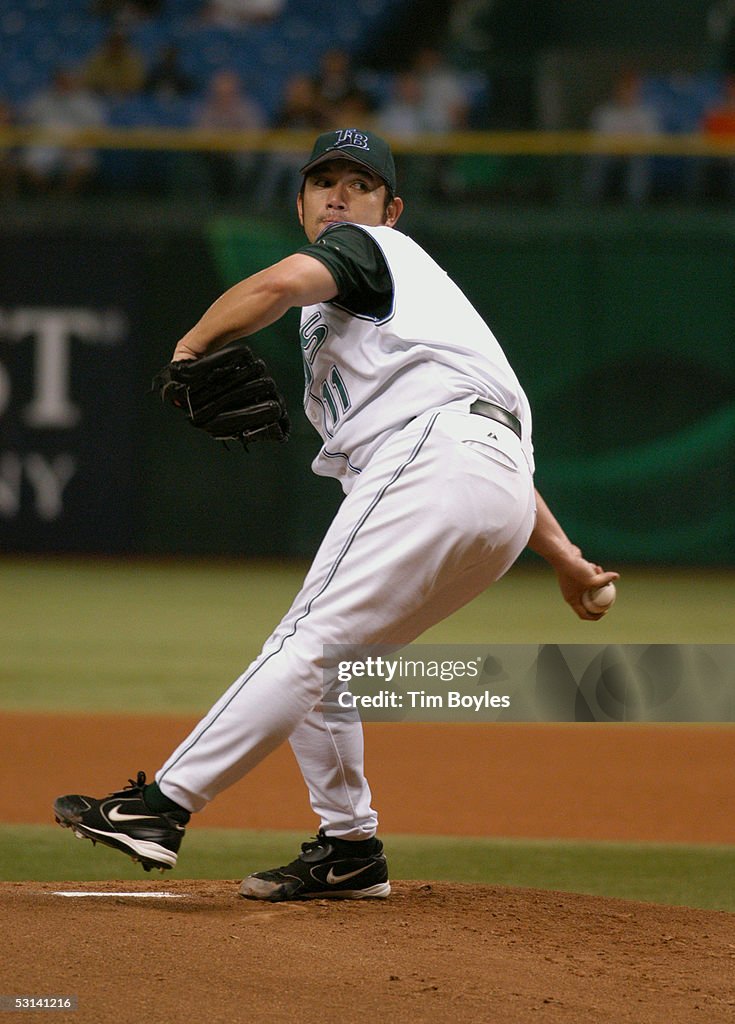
[300,223,534,490]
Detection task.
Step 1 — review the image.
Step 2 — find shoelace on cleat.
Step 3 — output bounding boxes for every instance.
[105,771,148,799]
[299,833,330,859]
[263,835,328,874]
[125,770,147,792]
[126,771,147,791]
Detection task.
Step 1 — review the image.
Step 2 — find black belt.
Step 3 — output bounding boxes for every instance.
[470,398,522,439]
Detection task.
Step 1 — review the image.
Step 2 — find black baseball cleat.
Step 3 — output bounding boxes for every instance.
[239,829,391,901]
[53,771,189,872]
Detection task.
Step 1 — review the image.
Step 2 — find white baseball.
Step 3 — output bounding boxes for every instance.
[581,581,617,614]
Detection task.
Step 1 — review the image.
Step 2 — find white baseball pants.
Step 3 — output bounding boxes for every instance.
[157,405,536,838]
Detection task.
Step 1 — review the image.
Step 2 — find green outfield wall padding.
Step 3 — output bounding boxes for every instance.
[1,205,732,563]
[398,208,735,566]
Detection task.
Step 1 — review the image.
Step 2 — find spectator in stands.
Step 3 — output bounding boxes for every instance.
[255,73,324,210]
[193,68,265,197]
[195,69,265,132]
[332,87,375,127]
[273,74,325,132]
[82,28,146,97]
[702,73,735,197]
[144,44,197,99]
[377,71,426,139]
[412,46,469,132]
[376,71,430,195]
[703,73,735,133]
[19,67,107,194]
[0,97,19,198]
[201,0,284,28]
[582,70,661,206]
[408,47,470,196]
[313,49,357,115]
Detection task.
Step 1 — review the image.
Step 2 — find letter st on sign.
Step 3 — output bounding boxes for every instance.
[1,308,126,427]
[0,306,128,539]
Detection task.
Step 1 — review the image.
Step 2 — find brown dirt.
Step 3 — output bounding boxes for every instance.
[3,881,735,1024]
[4,713,735,841]
[2,713,735,1022]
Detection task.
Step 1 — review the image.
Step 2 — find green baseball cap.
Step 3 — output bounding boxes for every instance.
[300,128,397,193]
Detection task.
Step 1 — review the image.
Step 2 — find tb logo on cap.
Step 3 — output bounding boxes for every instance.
[333,129,370,151]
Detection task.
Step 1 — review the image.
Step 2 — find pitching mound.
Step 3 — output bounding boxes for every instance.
[2,880,734,1023]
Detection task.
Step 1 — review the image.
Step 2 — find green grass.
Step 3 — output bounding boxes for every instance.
[1,557,733,715]
[2,825,733,913]
[3,558,733,916]
[0,559,298,714]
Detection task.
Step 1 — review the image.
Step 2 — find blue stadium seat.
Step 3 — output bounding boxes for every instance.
[1,0,406,190]
[643,72,725,133]
[641,72,725,198]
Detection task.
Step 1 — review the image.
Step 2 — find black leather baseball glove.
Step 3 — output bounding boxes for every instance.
[153,339,290,447]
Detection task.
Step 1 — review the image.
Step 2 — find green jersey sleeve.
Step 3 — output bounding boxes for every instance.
[299,224,393,321]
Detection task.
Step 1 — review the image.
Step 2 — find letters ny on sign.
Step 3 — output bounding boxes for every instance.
[0,307,126,524]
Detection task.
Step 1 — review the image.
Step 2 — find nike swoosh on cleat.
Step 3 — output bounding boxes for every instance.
[325,864,374,885]
[107,804,159,823]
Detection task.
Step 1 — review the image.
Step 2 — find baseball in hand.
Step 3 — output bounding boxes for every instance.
[581,582,617,615]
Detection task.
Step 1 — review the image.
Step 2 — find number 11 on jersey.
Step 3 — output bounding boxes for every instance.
[322,366,351,427]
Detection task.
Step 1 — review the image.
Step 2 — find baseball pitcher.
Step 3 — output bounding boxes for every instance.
[54,128,619,901]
